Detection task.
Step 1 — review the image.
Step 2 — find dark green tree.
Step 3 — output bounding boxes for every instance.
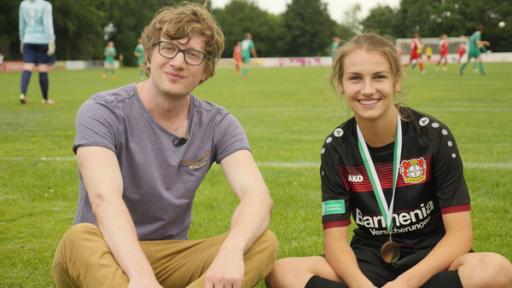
[52,0,105,60]
[361,6,398,36]
[0,0,20,59]
[213,0,283,57]
[280,0,336,56]
[333,24,356,45]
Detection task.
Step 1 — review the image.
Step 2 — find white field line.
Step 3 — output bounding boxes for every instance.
[1,157,512,170]
[229,107,512,113]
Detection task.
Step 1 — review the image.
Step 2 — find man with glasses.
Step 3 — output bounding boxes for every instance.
[52,3,276,288]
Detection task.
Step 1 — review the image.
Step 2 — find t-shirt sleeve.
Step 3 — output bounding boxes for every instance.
[431,124,470,214]
[73,98,119,154]
[213,113,250,163]
[321,139,351,230]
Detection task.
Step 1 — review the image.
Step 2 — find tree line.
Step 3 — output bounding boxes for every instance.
[1,0,510,66]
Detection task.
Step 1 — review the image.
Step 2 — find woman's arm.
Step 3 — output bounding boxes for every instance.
[324,227,377,288]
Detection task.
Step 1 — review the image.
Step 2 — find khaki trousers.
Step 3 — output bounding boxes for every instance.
[52,223,277,288]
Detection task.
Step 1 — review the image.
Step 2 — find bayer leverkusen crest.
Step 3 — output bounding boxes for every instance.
[400,158,427,184]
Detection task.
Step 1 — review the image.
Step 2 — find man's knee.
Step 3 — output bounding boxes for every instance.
[53,224,102,287]
[54,224,102,263]
[60,224,100,246]
[252,229,278,263]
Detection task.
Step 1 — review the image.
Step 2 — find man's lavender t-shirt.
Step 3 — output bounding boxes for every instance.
[73,84,249,240]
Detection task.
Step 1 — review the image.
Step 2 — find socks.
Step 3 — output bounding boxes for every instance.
[21,70,32,95]
[479,62,485,75]
[20,70,51,100]
[459,62,467,74]
[305,275,347,288]
[39,72,49,100]
[422,270,463,288]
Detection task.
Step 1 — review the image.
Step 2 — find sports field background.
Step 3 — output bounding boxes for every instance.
[1,63,511,287]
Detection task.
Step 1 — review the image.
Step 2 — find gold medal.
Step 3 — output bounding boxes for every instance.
[380,237,400,263]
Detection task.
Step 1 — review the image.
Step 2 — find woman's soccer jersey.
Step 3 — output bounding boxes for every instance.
[439,39,449,56]
[321,108,470,250]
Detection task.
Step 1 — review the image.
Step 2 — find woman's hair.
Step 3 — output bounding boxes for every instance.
[140,2,225,79]
[331,33,402,94]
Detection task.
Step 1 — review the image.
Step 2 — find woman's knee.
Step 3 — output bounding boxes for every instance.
[458,252,512,288]
[267,257,338,288]
[267,258,311,287]
[482,253,512,286]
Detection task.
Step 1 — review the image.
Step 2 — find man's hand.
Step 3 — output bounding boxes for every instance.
[204,246,244,288]
[47,41,56,56]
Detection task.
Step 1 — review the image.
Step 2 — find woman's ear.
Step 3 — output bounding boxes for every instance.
[394,79,401,93]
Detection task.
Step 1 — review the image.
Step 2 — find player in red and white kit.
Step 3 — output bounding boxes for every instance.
[436,34,449,71]
[409,32,425,74]
[457,36,466,65]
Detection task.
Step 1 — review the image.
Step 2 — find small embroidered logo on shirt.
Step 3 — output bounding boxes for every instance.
[400,157,427,184]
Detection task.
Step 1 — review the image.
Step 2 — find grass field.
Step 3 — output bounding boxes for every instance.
[1,63,511,287]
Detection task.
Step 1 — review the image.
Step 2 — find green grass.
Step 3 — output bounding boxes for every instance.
[1,63,511,287]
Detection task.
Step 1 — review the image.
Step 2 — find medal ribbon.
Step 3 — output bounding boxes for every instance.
[356,115,402,234]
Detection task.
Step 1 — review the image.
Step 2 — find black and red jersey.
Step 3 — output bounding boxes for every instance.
[321,107,470,250]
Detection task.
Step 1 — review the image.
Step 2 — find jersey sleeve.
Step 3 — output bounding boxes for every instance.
[321,136,351,230]
[19,3,25,41]
[213,113,250,163]
[431,123,470,214]
[43,2,55,42]
[73,98,120,154]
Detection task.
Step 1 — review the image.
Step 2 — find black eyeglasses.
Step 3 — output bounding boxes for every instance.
[155,41,209,66]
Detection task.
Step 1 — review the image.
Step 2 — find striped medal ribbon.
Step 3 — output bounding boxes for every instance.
[356,115,402,263]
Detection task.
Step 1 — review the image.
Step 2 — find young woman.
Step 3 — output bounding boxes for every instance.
[266,33,512,288]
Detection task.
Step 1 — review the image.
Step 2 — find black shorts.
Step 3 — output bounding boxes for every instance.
[348,237,462,287]
[23,43,55,65]
[351,242,431,286]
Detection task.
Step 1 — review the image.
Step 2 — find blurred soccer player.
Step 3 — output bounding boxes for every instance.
[330,36,341,58]
[102,41,117,79]
[134,38,145,80]
[233,41,242,74]
[456,36,466,65]
[436,34,449,71]
[18,0,56,105]
[241,32,257,78]
[409,32,425,74]
[460,25,489,76]
[425,45,432,63]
